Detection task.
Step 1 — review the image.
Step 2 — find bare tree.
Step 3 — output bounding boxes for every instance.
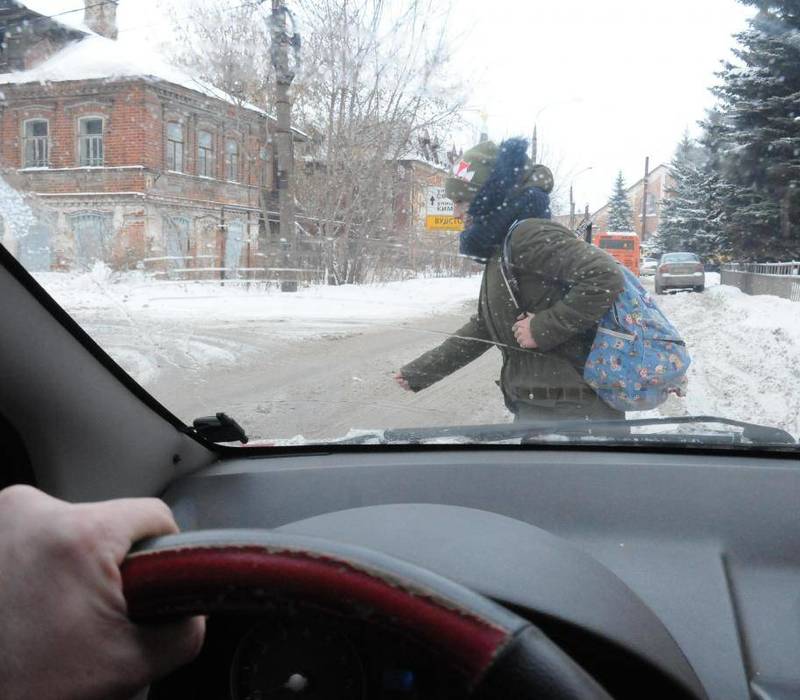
[163,0,466,284]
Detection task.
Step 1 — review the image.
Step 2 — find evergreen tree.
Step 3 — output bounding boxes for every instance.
[704,2,800,260]
[606,171,635,231]
[658,133,722,259]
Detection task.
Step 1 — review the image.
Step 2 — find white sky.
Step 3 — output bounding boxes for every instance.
[445,0,755,213]
[40,0,754,214]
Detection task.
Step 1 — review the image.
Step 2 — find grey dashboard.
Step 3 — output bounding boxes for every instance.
[163,448,800,700]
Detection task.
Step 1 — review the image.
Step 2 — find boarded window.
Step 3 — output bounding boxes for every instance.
[70,212,112,268]
[164,215,191,268]
[23,119,48,167]
[78,118,103,166]
[166,122,184,172]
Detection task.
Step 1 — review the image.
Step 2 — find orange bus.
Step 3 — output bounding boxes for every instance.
[593,231,640,276]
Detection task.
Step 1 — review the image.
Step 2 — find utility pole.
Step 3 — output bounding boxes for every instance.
[270,0,299,292]
[531,125,538,164]
[569,184,575,230]
[640,156,650,242]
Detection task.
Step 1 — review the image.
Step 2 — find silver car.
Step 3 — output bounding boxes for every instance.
[655,252,705,294]
[640,257,658,276]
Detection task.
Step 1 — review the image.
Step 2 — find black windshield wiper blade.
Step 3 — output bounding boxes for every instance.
[338,415,796,446]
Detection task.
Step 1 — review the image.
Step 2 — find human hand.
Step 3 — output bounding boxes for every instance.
[0,485,205,700]
[394,372,412,391]
[512,312,538,349]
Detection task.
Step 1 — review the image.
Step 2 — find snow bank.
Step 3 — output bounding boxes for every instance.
[653,278,800,438]
[35,266,481,330]
[32,268,481,386]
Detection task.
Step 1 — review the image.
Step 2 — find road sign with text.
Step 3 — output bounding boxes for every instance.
[425,187,463,231]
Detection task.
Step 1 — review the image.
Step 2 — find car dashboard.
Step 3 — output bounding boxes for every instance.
[151,447,800,700]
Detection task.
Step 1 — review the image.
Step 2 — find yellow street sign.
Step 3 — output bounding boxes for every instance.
[425,187,463,231]
[425,214,463,231]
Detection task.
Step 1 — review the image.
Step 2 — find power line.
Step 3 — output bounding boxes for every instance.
[0,0,118,34]
[0,0,263,38]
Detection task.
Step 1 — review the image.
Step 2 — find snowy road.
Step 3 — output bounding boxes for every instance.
[38,269,800,442]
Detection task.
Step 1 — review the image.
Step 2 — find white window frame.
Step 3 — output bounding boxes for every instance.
[22,118,50,168]
[77,115,105,167]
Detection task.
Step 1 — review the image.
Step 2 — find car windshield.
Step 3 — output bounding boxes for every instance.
[662,253,700,262]
[1,0,798,450]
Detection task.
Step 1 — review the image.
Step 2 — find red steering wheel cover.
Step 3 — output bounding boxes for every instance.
[123,539,516,685]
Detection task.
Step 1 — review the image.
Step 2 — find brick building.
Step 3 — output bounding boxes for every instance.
[591,164,672,241]
[0,0,301,274]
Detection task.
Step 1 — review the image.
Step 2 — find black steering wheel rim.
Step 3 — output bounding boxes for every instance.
[122,529,612,699]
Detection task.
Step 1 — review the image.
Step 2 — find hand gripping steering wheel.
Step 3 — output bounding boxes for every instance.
[122,530,612,699]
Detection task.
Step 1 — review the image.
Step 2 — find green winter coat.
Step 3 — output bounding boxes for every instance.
[400,219,625,410]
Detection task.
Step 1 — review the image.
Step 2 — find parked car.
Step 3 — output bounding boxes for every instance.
[640,257,658,276]
[655,252,705,294]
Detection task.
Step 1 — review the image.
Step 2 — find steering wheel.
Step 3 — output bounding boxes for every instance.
[122,530,612,699]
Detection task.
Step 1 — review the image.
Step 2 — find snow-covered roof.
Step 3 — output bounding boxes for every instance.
[10,0,93,35]
[602,231,639,237]
[0,34,271,117]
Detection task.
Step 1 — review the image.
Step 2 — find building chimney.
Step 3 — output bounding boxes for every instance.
[84,0,118,40]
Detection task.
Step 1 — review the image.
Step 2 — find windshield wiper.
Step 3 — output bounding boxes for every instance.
[338,416,796,446]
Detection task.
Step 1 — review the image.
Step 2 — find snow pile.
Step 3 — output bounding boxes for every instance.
[31,269,481,387]
[34,269,482,329]
[653,276,800,438]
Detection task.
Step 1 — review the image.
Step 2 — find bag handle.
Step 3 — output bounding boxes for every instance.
[500,219,525,312]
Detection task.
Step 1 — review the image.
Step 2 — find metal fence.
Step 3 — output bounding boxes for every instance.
[721,262,800,302]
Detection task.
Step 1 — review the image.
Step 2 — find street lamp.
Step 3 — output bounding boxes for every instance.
[569,166,593,230]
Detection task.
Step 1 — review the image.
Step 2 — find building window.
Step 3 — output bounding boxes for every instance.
[166,122,184,172]
[164,215,191,268]
[78,117,104,166]
[70,211,112,268]
[197,130,214,177]
[23,119,49,167]
[225,139,239,181]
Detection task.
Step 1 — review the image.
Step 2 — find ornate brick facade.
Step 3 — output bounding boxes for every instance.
[0,1,284,274]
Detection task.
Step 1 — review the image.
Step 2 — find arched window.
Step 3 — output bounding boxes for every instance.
[164,215,191,268]
[23,119,49,167]
[69,211,112,268]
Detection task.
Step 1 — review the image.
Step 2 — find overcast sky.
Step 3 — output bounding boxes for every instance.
[110,0,754,214]
[445,0,755,213]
